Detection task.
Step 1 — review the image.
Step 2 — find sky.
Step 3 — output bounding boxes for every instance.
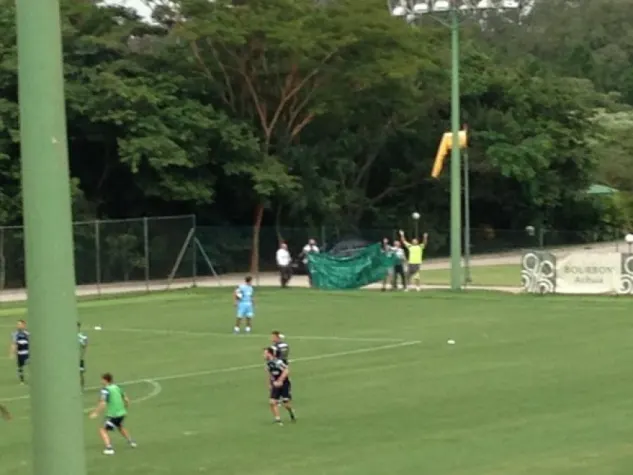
[105,0,536,22]
[103,0,153,19]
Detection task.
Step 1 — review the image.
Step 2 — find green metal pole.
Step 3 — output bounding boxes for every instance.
[449,5,462,290]
[16,0,87,474]
[463,146,471,285]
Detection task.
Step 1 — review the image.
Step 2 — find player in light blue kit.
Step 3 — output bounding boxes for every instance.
[234,276,254,334]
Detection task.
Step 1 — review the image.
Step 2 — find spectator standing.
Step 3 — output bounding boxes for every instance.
[381,238,394,292]
[399,230,428,291]
[276,242,292,288]
[300,239,320,287]
[391,240,407,290]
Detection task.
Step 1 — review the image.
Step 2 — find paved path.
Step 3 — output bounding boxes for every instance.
[0,272,521,303]
[0,240,621,302]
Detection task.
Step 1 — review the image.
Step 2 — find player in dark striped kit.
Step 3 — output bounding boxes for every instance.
[264,347,296,425]
[10,320,29,384]
[270,331,289,364]
[78,322,89,391]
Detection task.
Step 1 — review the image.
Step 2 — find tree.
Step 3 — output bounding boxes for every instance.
[461,60,601,229]
[488,0,633,104]
[60,1,257,218]
[164,0,426,270]
[0,2,22,225]
[592,109,633,190]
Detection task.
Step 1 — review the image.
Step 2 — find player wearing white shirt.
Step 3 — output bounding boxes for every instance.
[300,239,319,287]
[276,242,292,288]
[391,241,407,290]
[381,238,394,291]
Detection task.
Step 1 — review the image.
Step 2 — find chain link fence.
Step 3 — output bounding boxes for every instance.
[0,215,197,292]
[0,217,628,293]
[195,225,628,276]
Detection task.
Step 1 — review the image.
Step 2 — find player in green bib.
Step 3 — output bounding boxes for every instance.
[89,373,136,455]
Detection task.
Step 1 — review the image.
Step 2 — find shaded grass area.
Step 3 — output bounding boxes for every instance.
[422,264,520,287]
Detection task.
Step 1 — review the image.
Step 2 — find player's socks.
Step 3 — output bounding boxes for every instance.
[287,408,296,421]
[233,326,240,334]
[17,368,24,383]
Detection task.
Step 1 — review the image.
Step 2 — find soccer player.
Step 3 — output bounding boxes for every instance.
[264,347,296,425]
[9,320,29,384]
[89,373,137,455]
[78,322,88,391]
[391,240,407,290]
[234,276,254,334]
[399,229,428,291]
[381,238,395,291]
[270,331,290,364]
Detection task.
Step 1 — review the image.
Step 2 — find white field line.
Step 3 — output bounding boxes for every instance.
[10,380,163,421]
[0,340,420,404]
[133,379,163,404]
[0,323,406,343]
[80,379,162,414]
[102,327,407,343]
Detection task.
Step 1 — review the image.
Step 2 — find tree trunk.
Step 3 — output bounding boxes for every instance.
[250,203,265,275]
[275,205,283,244]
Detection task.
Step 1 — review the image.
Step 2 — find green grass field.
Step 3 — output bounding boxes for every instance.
[422,264,520,287]
[1,288,633,474]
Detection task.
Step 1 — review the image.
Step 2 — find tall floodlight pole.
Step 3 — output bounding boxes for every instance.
[16,0,87,474]
[448,4,461,290]
[388,0,523,290]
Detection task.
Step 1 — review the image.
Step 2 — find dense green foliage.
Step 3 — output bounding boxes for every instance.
[1,0,632,246]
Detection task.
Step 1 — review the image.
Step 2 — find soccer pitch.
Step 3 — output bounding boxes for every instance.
[1,289,633,474]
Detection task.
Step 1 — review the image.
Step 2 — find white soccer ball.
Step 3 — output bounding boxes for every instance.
[279,333,285,340]
[447,339,455,345]
[94,326,102,331]
[412,212,420,220]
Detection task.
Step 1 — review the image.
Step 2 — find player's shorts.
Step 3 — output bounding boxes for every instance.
[104,416,125,431]
[17,354,29,368]
[80,359,85,372]
[270,380,292,402]
[237,302,254,319]
[408,264,421,277]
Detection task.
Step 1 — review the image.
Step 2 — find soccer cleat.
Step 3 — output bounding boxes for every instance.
[233,327,240,334]
[129,441,137,448]
[103,448,115,455]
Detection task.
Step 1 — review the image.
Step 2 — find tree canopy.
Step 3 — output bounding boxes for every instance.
[0,0,631,263]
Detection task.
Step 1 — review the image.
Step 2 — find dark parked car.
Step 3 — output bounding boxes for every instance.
[291,238,371,275]
[327,238,371,257]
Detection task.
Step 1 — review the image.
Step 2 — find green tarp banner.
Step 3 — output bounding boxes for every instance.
[307,243,399,290]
